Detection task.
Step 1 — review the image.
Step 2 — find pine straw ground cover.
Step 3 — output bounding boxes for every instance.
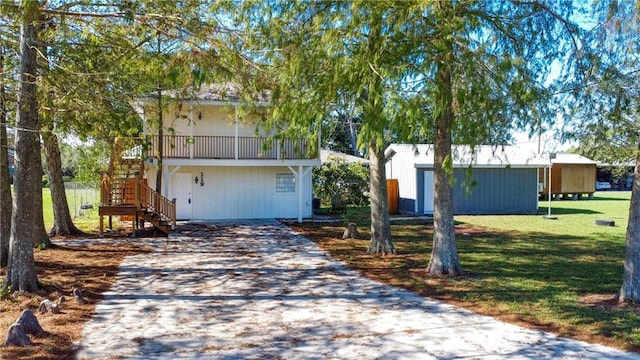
[0,238,149,360]
[290,213,640,354]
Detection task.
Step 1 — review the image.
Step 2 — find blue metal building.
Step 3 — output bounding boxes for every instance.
[385,144,548,215]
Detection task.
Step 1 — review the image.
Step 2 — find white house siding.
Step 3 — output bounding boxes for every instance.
[163,166,312,220]
[385,150,419,213]
[158,104,270,138]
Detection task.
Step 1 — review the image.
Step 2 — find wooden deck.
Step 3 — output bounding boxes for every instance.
[99,176,176,236]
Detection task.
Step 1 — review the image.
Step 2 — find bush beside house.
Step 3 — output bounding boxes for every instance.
[313,160,369,208]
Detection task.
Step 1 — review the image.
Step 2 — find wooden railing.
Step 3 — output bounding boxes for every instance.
[100,176,142,206]
[100,173,176,231]
[145,135,315,160]
[138,180,177,230]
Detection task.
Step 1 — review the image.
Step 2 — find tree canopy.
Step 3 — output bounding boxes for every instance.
[234,0,593,269]
[564,0,640,302]
[2,0,639,302]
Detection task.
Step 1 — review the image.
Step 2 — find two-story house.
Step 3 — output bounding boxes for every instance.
[99,84,320,235]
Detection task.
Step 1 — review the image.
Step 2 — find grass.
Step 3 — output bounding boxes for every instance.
[457,191,630,236]
[42,187,122,233]
[293,191,640,352]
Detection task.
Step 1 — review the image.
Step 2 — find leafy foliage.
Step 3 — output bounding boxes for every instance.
[313,159,369,207]
[565,2,640,165]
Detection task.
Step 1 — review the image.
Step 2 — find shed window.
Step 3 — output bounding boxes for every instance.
[276,173,295,193]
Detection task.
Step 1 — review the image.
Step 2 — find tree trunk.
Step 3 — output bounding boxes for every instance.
[0,46,11,267]
[426,60,463,276]
[42,130,85,237]
[6,4,41,292]
[619,133,640,302]
[367,141,394,255]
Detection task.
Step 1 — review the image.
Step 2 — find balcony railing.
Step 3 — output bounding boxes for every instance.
[144,135,316,160]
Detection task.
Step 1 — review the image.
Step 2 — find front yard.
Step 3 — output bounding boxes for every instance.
[2,190,638,357]
[292,191,640,352]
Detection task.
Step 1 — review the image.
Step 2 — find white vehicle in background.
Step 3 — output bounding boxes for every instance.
[596,181,612,191]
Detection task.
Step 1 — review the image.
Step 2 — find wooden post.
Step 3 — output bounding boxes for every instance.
[99,215,104,238]
[171,198,177,230]
[342,223,359,239]
[134,175,140,209]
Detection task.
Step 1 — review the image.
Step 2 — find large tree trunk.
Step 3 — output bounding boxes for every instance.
[6,4,41,292]
[364,9,393,256]
[0,46,11,267]
[367,140,394,255]
[426,61,463,276]
[43,130,85,237]
[619,134,640,302]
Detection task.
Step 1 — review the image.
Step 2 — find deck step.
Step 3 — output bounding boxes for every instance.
[100,153,174,237]
[138,211,173,235]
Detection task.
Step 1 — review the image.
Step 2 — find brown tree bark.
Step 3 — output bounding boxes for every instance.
[619,133,640,302]
[426,59,463,276]
[42,130,85,236]
[364,8,393,256]
[6,3,41,292]
[0,46,11,267]
[367,140,394,255]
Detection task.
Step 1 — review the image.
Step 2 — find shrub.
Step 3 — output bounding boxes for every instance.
[313,159,369,207]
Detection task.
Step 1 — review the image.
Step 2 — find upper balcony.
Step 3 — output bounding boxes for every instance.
[144,135,317,161]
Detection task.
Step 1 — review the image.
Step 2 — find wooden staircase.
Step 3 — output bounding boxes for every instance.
[99,139,176,236]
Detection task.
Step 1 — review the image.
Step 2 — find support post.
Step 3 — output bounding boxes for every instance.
[544,152,557,220]
[289,165,313,223]
[234,105,239,160]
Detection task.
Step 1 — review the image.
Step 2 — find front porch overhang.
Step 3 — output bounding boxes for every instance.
[147,158,321,167]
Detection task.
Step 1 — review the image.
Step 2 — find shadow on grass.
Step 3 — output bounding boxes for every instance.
[588,194,632,201]
[441,230,636,349]
[537,207,603,215]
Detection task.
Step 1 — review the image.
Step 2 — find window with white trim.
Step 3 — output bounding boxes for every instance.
[276,173,295,193]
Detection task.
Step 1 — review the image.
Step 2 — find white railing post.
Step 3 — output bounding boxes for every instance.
[234,105,239,159]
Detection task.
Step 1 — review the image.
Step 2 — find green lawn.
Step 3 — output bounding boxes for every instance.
[297,191,640,351]
[452,192,636,346]
[457,191,630,237]
[42,187,101,233]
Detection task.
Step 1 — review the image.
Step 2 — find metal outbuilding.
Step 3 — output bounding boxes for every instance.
[385,144,550,215]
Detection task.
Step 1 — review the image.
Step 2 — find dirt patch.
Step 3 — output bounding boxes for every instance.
[580,293,640,313]
[0,239,149,360]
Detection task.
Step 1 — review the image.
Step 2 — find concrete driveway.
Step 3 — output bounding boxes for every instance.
[73,220,640,359]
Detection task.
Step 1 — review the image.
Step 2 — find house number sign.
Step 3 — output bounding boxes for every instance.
[194,173,205,186]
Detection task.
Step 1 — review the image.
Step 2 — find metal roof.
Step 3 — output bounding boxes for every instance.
[385,144,596,168]
[321,149,369,165]
[136,83,271,105]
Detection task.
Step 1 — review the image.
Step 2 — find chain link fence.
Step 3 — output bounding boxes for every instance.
[64,182,99,218]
